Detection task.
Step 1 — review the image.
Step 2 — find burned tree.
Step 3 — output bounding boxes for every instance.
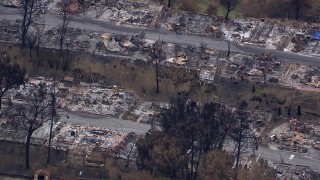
[137,97,232,179]
[59,0,71,57]
[34,25,45,56]
[297,105,302,115]
[120,132,137,168]
[26,33,38,58]
[19,0,40,46]
[149,40,164,94]
[53,0,72,71]
[5,83,55,169]
[0,56,26,115]
[227,40,231,57]
[252,85,256,93]
[168,0,172,8]
[219,0,239,20]
[287,0,313,20]
[136,131,186,179]
[231,100,257,168]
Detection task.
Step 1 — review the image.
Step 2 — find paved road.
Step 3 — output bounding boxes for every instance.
[59,110,152,135]
[225,141,320,171]
[0,7,319,66]
[257,146,320,170]
[61,110,320,170]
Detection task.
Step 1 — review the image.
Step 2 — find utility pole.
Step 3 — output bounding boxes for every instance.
[227,40,231,57]
[156,56,159,94]
[47,80,56,164]
[152,36,162,94]
[235,115,243,168]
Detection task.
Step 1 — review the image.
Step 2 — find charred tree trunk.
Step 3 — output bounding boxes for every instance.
[156,59,159,94]
[225,9,231,20]
[21,2,28,47]
[227,41,231,57]
[36,41,39,56]
[236,117,243,168]
[59,2,69,57]
[25,130,32,169]
[29,43,33,58]
[21,27,27,47]
[190,133,195,180]
[295,0,300,20]
[21,0,37,47]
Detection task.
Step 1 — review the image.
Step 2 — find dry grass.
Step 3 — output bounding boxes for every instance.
[2,42,319,119]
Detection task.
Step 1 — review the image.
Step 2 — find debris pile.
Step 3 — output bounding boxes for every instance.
[5,76,165,123]
[0,19,20,42]
[97,0,164,27]
[269,120,320,153]
[59,84,135,116]
[219,53,283,83]
[121,102,165,124]
[165,11,224,39]
[0,0,20,7]
[0,118,28,142]
[0,118,129,154]
[51,123,126,152]
[276,163,320,180]
[281,64,320,91]
[223,19,320,56]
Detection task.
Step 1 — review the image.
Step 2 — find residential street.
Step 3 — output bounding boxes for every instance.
[60,110,152,135]
[0,7,319,66]
[61,110,320,171]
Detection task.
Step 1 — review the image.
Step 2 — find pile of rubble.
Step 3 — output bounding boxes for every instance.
[48,0,165,28]
[40,26,100,54]
[0,117,28,142]
[59,84,135,116]
[0,118,129,154]
[223,19,320,56]
[6,76,167,123]
[0,19,20,42]
[97,0,164,27]
[281,64,320,91]
[276,163,320,180]
[6,77,135,116]
[164,11,224,39]
[0,0,20,7]
[269,119,320,153]
[218,53,283,83]
[51,123,126,152]
[249,110,272,137]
